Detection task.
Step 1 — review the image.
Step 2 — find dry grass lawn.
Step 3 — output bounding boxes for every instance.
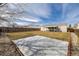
[7,31,70,41]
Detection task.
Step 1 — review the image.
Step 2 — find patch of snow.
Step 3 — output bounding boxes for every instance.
[13,35,68,56]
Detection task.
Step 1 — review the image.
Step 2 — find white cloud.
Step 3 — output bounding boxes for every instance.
[62,3,68,19]
[20,3,51,18]
[15,22,30,26]
[62,4,79,24]
[0,20,10,27]
[18,17,42,22]
[66,9,79,19]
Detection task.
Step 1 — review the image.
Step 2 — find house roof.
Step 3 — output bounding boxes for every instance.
[41,23,68,27]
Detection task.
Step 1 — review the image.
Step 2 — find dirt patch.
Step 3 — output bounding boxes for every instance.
[0,35,22,56]
[0,43,21,56]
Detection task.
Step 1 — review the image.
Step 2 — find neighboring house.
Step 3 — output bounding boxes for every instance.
[58,24,68,32]
[41,26,60,32]
[40,24,68,32]
[74,23,79,29]
[40,27,49,31]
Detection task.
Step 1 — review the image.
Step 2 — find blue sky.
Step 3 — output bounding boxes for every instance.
[6,3,79,26]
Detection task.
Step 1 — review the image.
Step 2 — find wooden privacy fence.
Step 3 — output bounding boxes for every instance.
[0,27,40,32]
[67,28,75,32]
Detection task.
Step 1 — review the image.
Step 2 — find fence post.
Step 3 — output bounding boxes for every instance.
[67,33,72,56]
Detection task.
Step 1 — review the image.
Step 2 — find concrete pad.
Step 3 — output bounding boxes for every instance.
[13,35,68,56]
